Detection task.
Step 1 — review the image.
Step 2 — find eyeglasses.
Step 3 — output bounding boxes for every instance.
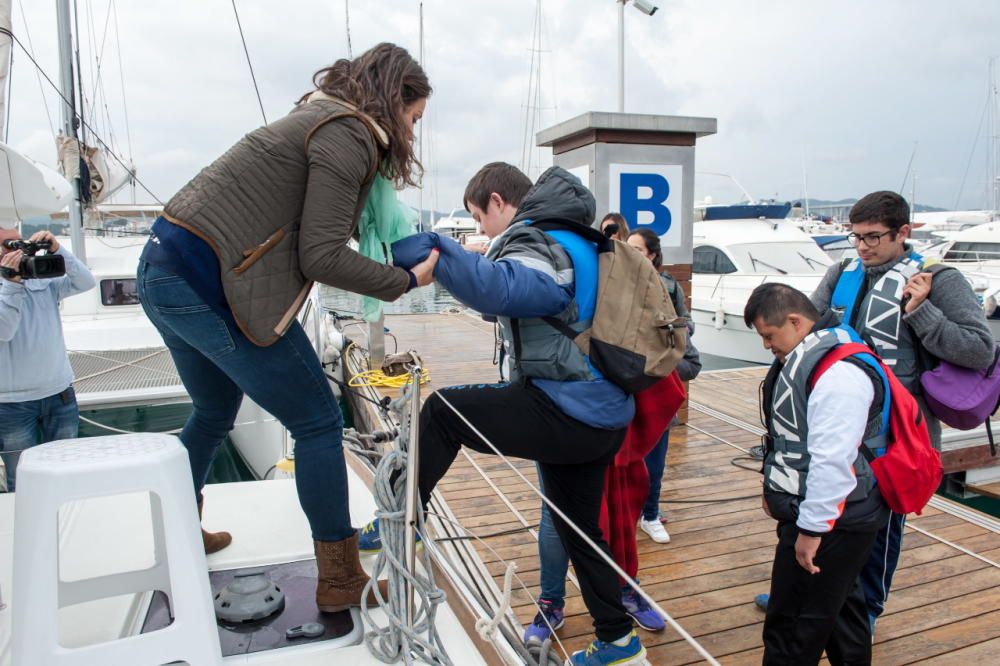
[847,230,896,247]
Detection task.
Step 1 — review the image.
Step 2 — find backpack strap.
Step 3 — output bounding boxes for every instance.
[900,259,958,376]
[830,257,864,325]
[808,342,891,460]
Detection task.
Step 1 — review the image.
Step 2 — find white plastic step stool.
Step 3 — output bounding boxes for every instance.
[10,433,222,666]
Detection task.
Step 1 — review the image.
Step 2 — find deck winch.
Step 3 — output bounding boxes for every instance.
[213,569,285,623]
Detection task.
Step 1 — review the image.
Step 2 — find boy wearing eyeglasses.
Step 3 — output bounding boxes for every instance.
[791,190,993,637]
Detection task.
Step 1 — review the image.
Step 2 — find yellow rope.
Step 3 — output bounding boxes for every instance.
[344,341,430,387]
[348,367,430,388]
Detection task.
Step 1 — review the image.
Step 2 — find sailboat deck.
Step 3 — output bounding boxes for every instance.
[361,312,1000,665]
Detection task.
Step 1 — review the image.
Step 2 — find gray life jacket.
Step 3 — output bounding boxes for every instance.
[487,222,599,385]
[831,254,924,394]
[763,328,885,511]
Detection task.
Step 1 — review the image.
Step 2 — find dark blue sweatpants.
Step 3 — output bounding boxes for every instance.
[859,511,905,621]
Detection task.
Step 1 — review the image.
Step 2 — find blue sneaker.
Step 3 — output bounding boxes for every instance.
[566,630,646,665]
[357,519,421,554]
[522,598,565,645]
[621,587,665,632]
[754,593,769,611]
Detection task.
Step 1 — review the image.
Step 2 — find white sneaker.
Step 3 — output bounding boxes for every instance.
[639,518,670,543]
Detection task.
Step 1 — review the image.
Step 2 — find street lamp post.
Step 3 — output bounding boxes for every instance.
[616,0,659,114]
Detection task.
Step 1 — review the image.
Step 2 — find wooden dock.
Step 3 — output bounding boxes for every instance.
[353,312,1000,665]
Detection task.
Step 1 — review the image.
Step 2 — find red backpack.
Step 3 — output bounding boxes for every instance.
[810,343,943,515]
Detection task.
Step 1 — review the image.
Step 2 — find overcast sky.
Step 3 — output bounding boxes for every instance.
[8,0,1000,214]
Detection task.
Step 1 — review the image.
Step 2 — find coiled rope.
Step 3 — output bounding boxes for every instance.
[360,380,452,665]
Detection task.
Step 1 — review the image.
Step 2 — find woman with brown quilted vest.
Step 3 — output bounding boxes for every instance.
[135,42,438,612]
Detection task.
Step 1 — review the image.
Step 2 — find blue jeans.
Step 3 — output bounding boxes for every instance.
[136,261,353,541]
[642,430,669,521]
[0,388,79,491]
[536,463,570,607]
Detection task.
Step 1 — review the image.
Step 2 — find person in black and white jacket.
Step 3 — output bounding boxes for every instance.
[746,282,889,666]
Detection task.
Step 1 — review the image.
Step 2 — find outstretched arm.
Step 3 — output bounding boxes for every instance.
[393,232,571,318]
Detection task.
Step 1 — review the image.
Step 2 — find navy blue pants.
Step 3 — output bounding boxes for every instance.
[859,511,905,621]
[137,261,353,542]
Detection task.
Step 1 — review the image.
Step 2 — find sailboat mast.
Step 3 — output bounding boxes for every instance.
[55,0,86,262]
[0,1,11,141]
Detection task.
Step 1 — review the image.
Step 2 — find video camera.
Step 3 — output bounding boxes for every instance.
[0,239,66,280]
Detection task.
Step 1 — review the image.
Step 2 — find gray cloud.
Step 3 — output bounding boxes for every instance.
[8,0,1000,213]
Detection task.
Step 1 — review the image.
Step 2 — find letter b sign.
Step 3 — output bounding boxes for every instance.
[609,163,683,247]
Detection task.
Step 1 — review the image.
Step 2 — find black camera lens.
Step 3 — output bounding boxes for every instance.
[21,254,66,280]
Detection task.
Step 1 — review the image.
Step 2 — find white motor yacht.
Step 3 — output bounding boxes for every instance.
[690,206,833,364]
[919,221,1000,339]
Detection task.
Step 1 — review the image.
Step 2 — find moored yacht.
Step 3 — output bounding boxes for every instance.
[690,205,834,364]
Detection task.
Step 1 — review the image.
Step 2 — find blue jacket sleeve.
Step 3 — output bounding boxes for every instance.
[391,232,572,318]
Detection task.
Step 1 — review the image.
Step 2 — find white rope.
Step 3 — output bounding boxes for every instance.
[434,392,721,665]
[419,513,565,666]
[476,561,516,642]
[70,348,178,383]
[78,414,180,435]
[361,383,452,665]
[905,522,1000,568]
[458,448,581,592]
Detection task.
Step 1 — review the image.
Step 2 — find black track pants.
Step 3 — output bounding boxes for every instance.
[763,521,878,666]
[413,381,632,643]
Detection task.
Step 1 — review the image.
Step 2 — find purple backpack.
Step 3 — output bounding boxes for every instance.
[920,346,1000,454]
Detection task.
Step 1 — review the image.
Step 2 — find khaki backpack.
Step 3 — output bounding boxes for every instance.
[536,221,688,393]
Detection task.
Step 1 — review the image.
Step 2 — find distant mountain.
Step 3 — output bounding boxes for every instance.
[793,198,948,213]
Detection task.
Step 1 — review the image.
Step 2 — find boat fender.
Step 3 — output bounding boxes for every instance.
[273,456,295,479]
[323,318,346,352]
[714,302,726,330]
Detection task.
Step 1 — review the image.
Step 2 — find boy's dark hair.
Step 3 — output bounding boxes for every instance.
[743,283,820,328]
[849,190,910,232]
[463,162,533,212]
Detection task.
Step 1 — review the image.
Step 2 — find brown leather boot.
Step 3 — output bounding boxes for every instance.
[198,498,232,555]
[314,532,389,612]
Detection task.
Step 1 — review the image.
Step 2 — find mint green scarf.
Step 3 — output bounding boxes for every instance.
[358,174,417,322]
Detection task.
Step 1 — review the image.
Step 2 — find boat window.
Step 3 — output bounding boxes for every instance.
[100,278,139,306]
[693,246,737,274]
[728,242,832,274]
[944,242,1000,262]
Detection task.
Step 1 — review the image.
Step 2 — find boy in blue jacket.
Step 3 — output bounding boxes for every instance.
[360,163,646,665]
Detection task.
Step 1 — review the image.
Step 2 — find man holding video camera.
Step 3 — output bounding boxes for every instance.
[0,224,95,491]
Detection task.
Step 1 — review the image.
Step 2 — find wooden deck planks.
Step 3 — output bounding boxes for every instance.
[357,313,1000,664]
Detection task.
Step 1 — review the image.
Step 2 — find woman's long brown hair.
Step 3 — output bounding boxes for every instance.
[307,43,431,188]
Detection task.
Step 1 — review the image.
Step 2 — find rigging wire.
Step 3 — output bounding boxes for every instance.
[17,0,56,139]
[955,80,994,210]
[229,0,268,125]
[111,0,133,169]
[86,0,122,159]
[0,27,162,204]
[344,0,353,58]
